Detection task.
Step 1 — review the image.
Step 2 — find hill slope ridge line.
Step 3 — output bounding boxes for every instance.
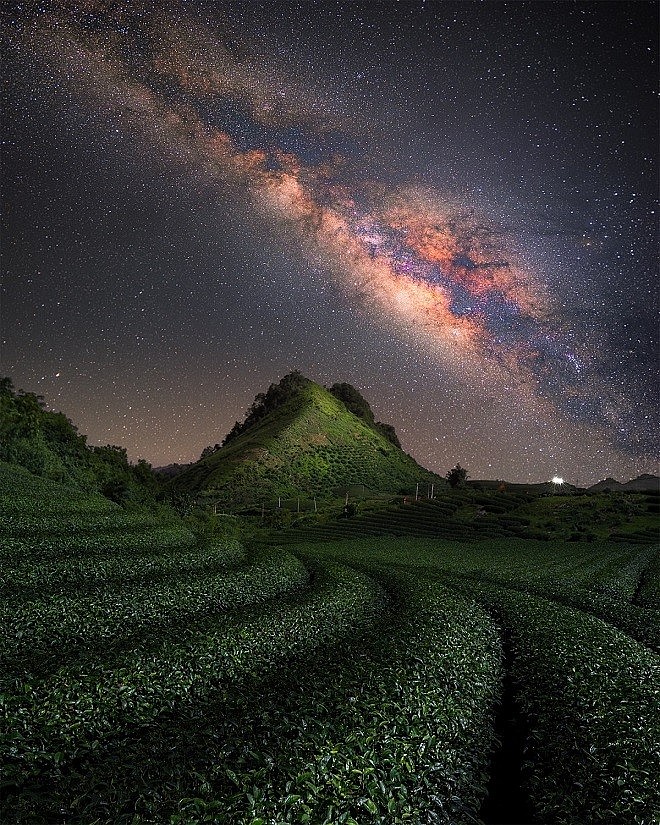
[171,372,442,502]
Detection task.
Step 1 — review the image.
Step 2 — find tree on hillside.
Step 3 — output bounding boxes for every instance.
[329,382,376,425]
[446,463,468,488]
[222,421,243,446]
[329,382,401,448]
[374,421,402,449]
[222,371,311,446]
[200,443,221,461]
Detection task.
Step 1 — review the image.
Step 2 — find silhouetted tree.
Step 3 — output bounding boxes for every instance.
[329,382,375,424]
[374,421,402,449]
[446,463,468,488]
[200,444,221,461]
[101,478,133,504]
[222,422,242,446]
[329,382,401,447]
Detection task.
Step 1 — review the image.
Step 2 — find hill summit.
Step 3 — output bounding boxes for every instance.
[171,372,442,504]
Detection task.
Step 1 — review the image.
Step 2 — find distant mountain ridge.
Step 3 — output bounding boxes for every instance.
[170,372,442,504]
[588,474,660,492]
[153,463,192,479]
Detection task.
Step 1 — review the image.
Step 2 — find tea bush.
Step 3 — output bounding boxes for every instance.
[208,575,502,825]
[1,550,308,676]
[635,547,660,611]
[451,579,660,825]
[0,538,245,598]
[1,562,386,799]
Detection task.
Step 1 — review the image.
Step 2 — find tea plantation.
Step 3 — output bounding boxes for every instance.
[1,463,659,823]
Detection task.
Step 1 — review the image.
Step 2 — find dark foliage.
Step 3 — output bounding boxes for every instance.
[447,463,468,488]
[329,382,401,448]
[200,444,222,461]
[374,421,401,449]
[329,382,376,425]
[0,376,161,504]
[222,371,311,446]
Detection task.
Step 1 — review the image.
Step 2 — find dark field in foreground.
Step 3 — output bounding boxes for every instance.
[1,464,659,824]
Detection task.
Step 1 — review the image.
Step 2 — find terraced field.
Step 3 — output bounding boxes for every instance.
[1,464,659,823]
[265,487,660,544]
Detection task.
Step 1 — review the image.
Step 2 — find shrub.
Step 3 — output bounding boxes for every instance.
[449,580,660,825]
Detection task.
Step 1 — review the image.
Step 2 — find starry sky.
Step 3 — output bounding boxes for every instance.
[2,0,658,485]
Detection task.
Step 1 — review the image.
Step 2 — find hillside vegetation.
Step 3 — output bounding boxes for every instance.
[2,466,658,823]
[171,372,442,504]
[1,377,659,823]
[261,483,660,545]
[0,377,160,505]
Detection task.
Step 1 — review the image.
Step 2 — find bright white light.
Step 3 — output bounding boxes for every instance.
[551,476,564,485]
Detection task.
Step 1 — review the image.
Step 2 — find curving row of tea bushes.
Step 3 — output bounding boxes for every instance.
[303,538,660,651]
[299,537,659,649]
[197,575,502,825]
[0,507,165,537]
[0,538,246,599]
[449,578,660,825]
[533,577,658,653]
[292,536,645,590]
[465,540,648,594]
[0,521,195,561]
[525,575,659,653]
[1,550,307,677]
[439,566,660,654]
[588,545,658,599]
[4,572,503,825]
[635,547,660,611]
[0,461,115,516]
[1,562,387,797]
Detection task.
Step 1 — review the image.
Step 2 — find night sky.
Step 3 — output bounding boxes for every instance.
[2,1,658,485]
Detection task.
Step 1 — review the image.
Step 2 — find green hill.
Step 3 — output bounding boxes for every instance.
[171,372,443,505]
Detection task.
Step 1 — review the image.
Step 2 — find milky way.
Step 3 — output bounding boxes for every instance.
[2,2,657,483]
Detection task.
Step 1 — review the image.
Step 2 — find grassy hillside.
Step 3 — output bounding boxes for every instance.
[171,375,443,505]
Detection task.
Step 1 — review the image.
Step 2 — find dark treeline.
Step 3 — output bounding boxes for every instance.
[0,377,160,505]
